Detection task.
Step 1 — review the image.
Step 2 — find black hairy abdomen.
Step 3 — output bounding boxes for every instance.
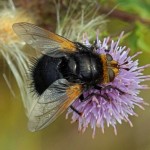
[31,55,63,95]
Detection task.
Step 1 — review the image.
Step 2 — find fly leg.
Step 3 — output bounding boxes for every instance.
[100,85,125,95]
[80,92,111,102]
[69,93,100,116]
[94,84,125,102]
[70,105,82,116]
[94,85,112,102]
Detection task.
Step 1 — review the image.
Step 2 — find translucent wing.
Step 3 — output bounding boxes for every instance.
[12,22,77,57]
[28,79,83,132]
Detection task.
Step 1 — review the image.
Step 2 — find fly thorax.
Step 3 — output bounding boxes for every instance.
[72,53,103,84]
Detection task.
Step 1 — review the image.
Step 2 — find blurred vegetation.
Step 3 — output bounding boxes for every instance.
[0,0,150,150]
[100,0,150,54]
[13,0,150,53]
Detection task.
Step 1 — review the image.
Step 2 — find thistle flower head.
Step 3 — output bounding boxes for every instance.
[0,7,34,44]
[0,2,35,115]
[66,32,150,138]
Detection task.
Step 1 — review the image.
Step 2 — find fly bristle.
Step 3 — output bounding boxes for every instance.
[27,57,41,97]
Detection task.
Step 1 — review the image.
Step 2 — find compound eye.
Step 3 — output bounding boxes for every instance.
[106,54,113,61]
[108,68,115,82]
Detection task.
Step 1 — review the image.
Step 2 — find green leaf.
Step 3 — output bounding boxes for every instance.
[136,22,150,53]
[116,0,150,18]
[125,31,138,54]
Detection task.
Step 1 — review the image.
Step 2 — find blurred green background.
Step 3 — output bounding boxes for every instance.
[0,0,150,150]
